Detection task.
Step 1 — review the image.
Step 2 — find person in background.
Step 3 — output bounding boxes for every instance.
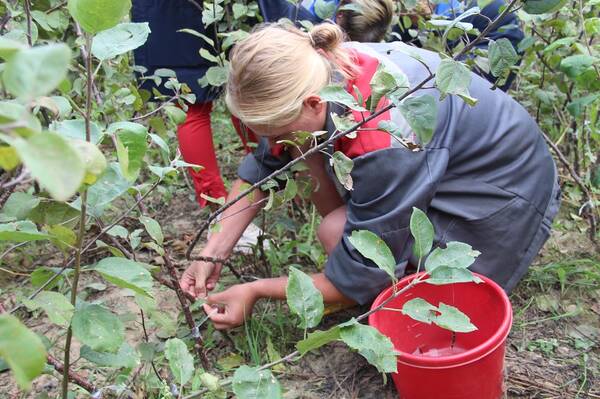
[180,23,560,329]
[335,0,394,42]
[393,0,524,91]
[131,0,263,251]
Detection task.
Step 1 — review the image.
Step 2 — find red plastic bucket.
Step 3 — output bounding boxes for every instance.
[368,272,512,399]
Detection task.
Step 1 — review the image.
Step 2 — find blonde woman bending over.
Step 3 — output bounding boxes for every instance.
[180,23,559,330]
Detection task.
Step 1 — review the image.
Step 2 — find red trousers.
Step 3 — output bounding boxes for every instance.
[177,103,257,207]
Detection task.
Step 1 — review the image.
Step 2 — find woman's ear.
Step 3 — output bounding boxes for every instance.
[304,95,326,115]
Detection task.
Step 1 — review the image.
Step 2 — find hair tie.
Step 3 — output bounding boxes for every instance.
[307,31,317,48]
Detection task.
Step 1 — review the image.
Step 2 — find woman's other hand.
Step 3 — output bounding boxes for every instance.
[180,260,223,299]
[202,283,259,329]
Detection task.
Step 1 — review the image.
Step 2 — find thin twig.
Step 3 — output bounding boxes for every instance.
[140,309,164,383]
[47,354,95,393]
[130,97,177,121]
[62,32,94,399]
[163,250,210,369]
[24,0,32,46]
[540,130,598,242]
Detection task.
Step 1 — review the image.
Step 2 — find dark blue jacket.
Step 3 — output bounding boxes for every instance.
[131,0,221,102]
[131,0,324,102]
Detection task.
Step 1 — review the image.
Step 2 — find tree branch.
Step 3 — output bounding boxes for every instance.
[47,354,95,393]
[163,250,210,369]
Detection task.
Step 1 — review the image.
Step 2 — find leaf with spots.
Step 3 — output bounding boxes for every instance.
[94,257,154,297]
[232,365,283,399]
[72,304,124,353]
[286,266,324,329]
[348,230,396,281]
[339,319,398,373]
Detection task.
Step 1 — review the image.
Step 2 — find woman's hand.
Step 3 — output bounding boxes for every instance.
[180,260,223,299]
[202,283,259,329]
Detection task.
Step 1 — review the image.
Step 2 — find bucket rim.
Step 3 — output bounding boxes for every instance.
[368,272,513,369]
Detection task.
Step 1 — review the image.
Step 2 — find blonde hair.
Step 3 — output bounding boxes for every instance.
[337,0,394,42]
[225,23,360,128]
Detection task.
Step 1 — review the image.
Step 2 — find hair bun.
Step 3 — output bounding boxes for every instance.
[309,23,345,52]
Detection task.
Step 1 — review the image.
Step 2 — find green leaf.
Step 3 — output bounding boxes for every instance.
[435,59,476,105]
[401,298,438,324]
[286,266,324,329]
[91,22,150,60]
[76,163,132,218]
[71,304,124,353]
[1,192,40,220]
[205,66,229,87]
[0,37,25,60]
[232,365,283,399]
[567,94,600,118]
[30,267,66,289]
[523,0,567,14]
[424,241,481,272]
[488,38,519,78]
[233,3,249,19]
[0,221,51,242]
[368,63,409,112]
[22,291,74,327]
[198,371,221,392]
[47,224,77,251]
[2,43,71,100]
[80,343,140,368]
[51,119,104,145]
[434,303,477,333]
[139,216,164,246]
[339,320,398,373]
[95,257,154,297]
[314,0,337,19]
[149,133,170,156]
[331,113,355,134]
[400,95,438,145]
[0,146,20,170]
[68,0,132,34]
[0,101,42,138]
[331,151,354,191]
[296,326,341,355]
[202,3,224,25]
[164,106,187,125]
[319,86,367,112]
[70,140,107,185]
[348,230,396,280]
[560,55,596,79]
[542,37,575,54]
[426,266,483,285]
[3,132,85,202]
[585,17,600,35]
[110,122,148,181]
[0,315,47,390]
[165,338,194,386]
[409,207,434,262]
[282,179,298,202]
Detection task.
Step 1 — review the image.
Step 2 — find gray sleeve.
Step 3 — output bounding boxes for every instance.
[237,138,292,187]
[324,147,450,305]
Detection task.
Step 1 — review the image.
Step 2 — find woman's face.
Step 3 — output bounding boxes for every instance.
[246,96,328,150]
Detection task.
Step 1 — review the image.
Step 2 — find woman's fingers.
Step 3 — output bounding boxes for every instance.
[179,261,215,299]
[202,303,234,329]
